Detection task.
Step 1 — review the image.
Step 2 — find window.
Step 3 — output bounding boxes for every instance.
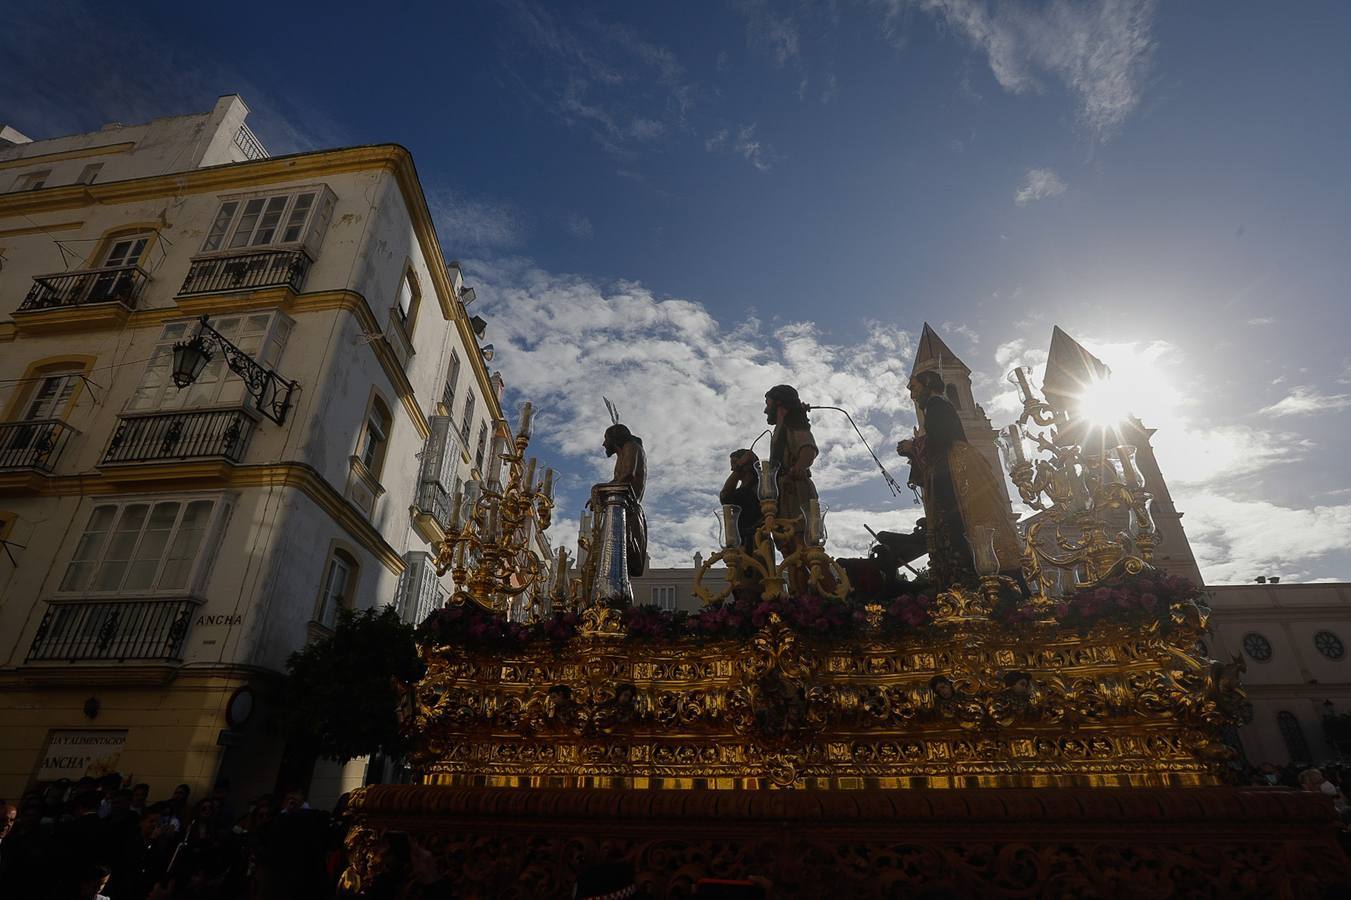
[102,235,149,268]
[200,189,327,252]
[1314,631,1346,661]
[20,371,80,421]
[442,351,461,414]
[475,423,488,472]
[394,551,446,625]
[1277,711,1311,763]
[128,313,292,412]
[15,170,50,191]
[651,586,676,611]
[59,498,220,595]
[396,273,419,326]
[1242,632,1273,662]
[315,549,358,628]
[356,399,393,478]
[461,392,476,444]
[76,163,103,185]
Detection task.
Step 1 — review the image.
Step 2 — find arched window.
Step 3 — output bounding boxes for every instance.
[1277,711,1311,764]
[945,383,962,410]
[315,548,358,629]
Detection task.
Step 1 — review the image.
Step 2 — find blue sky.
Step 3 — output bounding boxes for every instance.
[5,0,1351,582]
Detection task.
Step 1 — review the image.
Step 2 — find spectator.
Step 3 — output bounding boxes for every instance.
[130,784,150,815]
[76,861,113,900]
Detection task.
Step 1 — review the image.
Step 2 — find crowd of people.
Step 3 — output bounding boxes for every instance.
[0,775,347,899]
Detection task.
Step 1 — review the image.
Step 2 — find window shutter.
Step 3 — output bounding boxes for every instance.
[416,416,460,531]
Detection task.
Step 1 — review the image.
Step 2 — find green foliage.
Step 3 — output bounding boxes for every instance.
[280,606,425,763]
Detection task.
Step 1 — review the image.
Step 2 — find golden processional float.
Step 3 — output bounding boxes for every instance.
[342,327,1350,899]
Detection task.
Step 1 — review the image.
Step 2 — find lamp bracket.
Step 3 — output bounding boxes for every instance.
[194,315,297,425]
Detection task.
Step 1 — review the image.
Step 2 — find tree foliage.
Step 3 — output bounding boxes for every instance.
[280,606,425,763]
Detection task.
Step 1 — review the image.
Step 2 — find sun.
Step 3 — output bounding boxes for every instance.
[1076,374,1135,430]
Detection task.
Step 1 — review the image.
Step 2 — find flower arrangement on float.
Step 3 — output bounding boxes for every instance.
[416,570,1205,651]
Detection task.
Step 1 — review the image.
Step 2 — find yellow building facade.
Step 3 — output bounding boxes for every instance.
[0,96,512,807]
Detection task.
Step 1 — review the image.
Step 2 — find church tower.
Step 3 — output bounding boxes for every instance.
[910,323,1012,511]
[1042,327,1204,584]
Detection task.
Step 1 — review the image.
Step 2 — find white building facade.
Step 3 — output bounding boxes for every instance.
[0,96,510,806]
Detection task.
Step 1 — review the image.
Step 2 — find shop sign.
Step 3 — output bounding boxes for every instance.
[37,729,128,781]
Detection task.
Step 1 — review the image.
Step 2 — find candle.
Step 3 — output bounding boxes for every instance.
[462,479,482,516]
[486,434,507,485]
[517,401,535,439]
[1008,366,1034,404]
[1004,424,1027,464]
[483,499,501,544]
[448,490,465,531]
[541,467,555,500]
[523,457,537,492]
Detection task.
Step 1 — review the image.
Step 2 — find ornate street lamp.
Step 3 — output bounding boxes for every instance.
[171,315,298,425]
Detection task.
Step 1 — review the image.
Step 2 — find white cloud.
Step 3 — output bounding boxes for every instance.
[1174,492,1351,584]
[427,189,525,249]
[733,0,801,66]
[467,258,920,566]
[1014,168,1067,205]
[1247,317,1276,326]
[1260,386,1351,418]
[564,213,595,240]
[705,123,778,171]
[878,0,1158,141]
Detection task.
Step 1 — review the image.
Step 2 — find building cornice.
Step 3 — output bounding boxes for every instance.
[0,460,406,575]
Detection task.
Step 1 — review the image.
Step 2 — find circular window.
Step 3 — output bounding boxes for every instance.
[1242,632,1273,662]
[1314,631,1345,661]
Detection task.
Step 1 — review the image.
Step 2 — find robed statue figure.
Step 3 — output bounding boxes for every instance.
[897,371,1021,588]
[597,423,648,577]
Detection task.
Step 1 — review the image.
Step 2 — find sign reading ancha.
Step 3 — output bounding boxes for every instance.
[37,730,128,781]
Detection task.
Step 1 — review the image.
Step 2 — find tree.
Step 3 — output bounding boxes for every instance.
[280,606,425,763]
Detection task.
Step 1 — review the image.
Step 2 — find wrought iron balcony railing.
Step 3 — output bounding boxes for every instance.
[103,408,255,464]
[27,598,194,663]
[0,418,78,470]
[233,123,269,161]
[19,265,149,312]
[179,248,310,297]
[415,481,454,534]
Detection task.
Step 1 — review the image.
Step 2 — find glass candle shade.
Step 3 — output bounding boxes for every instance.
[971,525,1000,577]
[718,504,743,549]
[579,510,593,539]
[517,401,535,440]
[1001,423,1029,467]
[541,467,555,500]
[486,435,508,486]
[755,459,780,503]
[462,480,483,518]
[523,457,537,493]
[483,499,501,544]
[804,499,826,547]
[1112,445,1144,489]
[1129,498,1156,538]
[448,490,466,531]
[1048,565,1075,599]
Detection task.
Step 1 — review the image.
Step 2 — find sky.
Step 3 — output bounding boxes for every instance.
[4,0,1350,584]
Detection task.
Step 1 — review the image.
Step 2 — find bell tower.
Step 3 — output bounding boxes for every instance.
[910,323,1012,511]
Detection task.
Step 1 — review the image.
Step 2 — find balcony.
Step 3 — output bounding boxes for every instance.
[0,418,78,471]
[233,123,269,161]
[179,248,310,297]
[103,408,255,465]
[412,481,454,544]
[27,599,195,663]
[18,265,149,313]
